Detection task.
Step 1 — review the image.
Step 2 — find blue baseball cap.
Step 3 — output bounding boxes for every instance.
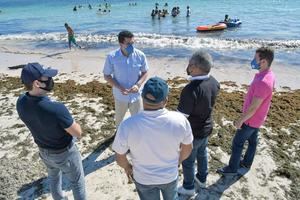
[142,77,169,104]
[21,63,58,84]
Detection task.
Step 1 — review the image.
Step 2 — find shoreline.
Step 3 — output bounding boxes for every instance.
[1,41,300,90]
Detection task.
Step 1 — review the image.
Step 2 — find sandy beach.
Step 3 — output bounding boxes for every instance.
[1,40,300,90]
[0,41,299,200]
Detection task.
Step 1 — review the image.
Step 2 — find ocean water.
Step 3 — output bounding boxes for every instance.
[1,0,300,66]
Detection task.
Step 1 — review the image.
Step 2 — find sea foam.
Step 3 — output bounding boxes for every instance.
[1,32,300,50]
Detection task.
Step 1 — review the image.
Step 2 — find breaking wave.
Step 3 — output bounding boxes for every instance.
[1,32,300,50]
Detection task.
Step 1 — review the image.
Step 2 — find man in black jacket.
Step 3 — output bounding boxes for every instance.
[177,51,220,196]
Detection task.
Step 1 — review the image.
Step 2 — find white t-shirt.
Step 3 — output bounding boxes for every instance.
[112,108,193,185]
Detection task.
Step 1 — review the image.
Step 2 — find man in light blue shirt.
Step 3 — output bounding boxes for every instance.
[103,30,149,126]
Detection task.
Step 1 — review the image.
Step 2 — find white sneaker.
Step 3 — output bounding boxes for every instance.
[177,186,195,196]
[195,175,206,188]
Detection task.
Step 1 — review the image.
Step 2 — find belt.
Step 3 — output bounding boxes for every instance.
[39,142,74,154]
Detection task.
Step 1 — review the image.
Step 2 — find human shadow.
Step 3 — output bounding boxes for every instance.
[194,168,249,200]
[17,135,115,199]
[178,168,250,200]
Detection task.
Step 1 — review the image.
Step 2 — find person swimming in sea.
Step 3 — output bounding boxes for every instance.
[163,9,169,15]
[151,9,156,17]
[155,6,159,14]
[171,7,177,17]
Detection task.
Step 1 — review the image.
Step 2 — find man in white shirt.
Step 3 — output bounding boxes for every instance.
[112,77,193,200]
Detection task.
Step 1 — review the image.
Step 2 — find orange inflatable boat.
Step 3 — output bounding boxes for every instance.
[196,23,227,32]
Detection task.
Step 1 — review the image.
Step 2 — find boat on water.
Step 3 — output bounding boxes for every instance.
[196,23,227,32]
[221,19,242,27]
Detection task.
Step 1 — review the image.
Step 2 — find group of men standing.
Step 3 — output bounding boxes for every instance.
[16,30,275,200]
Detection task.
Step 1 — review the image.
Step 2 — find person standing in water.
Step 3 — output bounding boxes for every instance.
[64,23,81,50]
[186,6,191,17]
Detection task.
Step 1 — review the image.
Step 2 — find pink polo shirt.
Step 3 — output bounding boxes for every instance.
[243,69,275,128]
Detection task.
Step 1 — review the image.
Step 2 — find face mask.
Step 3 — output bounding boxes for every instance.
[125,44,134,55]
[251,58,260,70]
[39,78,54,92]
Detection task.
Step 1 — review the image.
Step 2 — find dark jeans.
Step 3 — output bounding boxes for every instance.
[228,123,259,172]
[182,137,208,190]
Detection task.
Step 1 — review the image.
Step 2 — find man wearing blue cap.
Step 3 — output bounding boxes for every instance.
[16,63,86,200]
[103,30,149,127]
[112,77,193,200]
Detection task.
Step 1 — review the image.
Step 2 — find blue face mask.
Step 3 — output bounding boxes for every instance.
[125,44,134,55]
[251,58,260,70]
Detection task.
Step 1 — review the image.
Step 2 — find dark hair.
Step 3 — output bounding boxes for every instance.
[256,47,274,66]
[118,30,134,43]
[24,82,33,91]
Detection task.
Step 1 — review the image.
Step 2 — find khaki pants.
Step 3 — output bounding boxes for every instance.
[115,98,142,127]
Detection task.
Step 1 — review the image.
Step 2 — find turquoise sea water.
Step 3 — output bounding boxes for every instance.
[1,0,300,66]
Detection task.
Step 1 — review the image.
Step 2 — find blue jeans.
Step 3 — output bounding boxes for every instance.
[227,123,259,172]
[39,143,86,200]
[134,179,178,200]
[182,137,208,190]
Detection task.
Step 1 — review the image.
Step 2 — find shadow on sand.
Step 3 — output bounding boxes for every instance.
[17,135,115,199]
[179,168,249,200]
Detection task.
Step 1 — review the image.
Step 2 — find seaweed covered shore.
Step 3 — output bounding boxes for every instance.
[0,75,299,199]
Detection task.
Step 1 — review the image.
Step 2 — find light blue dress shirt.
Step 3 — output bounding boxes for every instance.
[103,48,149,103]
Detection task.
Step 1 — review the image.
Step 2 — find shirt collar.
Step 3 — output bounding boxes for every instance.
[25,92,47,100]
[116,48,135,58]
[187,74,210,81]
[116,48,123,57]
[142,108,167,116]
[256,69,271,76]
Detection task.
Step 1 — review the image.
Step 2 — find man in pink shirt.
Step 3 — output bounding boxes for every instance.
[218,47,275,175]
